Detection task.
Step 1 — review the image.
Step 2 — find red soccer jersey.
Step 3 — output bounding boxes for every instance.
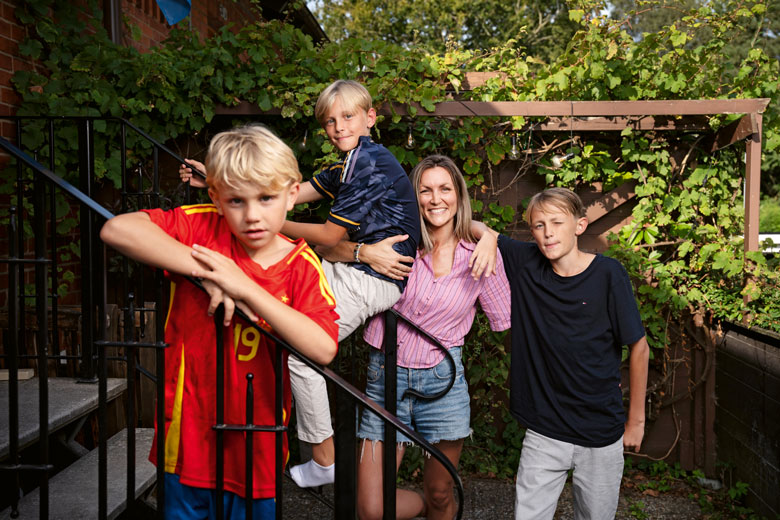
[142,204,339,499]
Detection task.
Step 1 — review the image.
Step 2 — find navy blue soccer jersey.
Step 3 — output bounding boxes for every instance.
[310,136,420,290]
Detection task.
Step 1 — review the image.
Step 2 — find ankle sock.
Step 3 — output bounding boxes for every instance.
[289,459,335,488]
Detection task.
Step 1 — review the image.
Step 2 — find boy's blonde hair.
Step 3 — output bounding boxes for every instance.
[206,124,301,192]
[411,155,475,254]
[525,187,586,224]
[314,80,373,126]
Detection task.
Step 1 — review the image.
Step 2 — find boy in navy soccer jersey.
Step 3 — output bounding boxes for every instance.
[474,187,649,520]
[180,79,420,487]
[101,124,339,519]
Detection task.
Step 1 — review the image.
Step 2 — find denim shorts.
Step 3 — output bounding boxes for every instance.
[358,347,472,445]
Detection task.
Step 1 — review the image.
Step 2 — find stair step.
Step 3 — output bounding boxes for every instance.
[0,428,156,520]
[0,377,127,459]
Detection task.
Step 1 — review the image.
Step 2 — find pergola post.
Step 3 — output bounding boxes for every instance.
[744,112,763,253]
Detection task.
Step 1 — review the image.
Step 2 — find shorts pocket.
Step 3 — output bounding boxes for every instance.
[432,357,455,380]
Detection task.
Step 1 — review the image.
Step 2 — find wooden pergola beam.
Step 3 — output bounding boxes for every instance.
[381,98,770,118]
[532,115,711,132]
[703,113,758,153]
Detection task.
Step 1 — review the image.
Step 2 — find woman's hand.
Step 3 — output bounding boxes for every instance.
[359,235,415,280]
[179,159,207,188]
[468,232,497,279]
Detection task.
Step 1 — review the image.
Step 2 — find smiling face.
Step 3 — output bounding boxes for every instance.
[529,203,587,263]
[418,166,459,234]
[321,96,376,152]
[209,179,299,260]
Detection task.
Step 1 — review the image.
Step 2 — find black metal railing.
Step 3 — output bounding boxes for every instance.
[0,116,464,519]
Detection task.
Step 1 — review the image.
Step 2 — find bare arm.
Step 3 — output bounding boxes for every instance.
[190,245,337,365]
[296,180,324,204]
[282,219,347,248]
[624,335,649,452]
[100,212,203,275]
[317,235,414,280]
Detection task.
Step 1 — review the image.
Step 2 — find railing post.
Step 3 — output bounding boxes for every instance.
[215,306,225,520]
[78,118,97,381]
[334,340,357,519]
[34,162,51,520]
[275,342,284,520]
[7,206,21,518]
[245,373,254,519]
[125,294,137,516]
[383,311,398,520]
[154,270,166,520]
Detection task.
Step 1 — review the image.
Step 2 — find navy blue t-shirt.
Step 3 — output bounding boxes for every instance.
[498,235,645,447]
[310,136,420,291]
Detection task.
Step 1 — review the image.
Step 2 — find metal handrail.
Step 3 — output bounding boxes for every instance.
[0,116,464,519]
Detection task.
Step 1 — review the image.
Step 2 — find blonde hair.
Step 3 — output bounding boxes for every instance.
[205,124,301,192]
[525,187,586,224]
[314,80,373,126]
[411,155,475,255]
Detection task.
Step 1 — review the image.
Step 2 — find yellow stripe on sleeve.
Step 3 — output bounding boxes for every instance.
[182,204,218,215]
[329,212,360,227]
[311,177,334,199]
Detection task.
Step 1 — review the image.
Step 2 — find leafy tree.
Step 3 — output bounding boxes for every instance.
[309,0,579,61]
[609,0,780,196]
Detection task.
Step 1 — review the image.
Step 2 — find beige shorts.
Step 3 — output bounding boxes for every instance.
[289,261,401,443]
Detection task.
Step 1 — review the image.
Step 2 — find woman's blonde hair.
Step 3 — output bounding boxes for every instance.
[314,80,373,126]
[205,124,301,192]
[411,155,475,254]
[525,187,586,224]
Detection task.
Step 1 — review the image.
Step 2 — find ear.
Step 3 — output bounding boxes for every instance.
[366,107,377,129]
[575,217,588,236]
[208,188,222,215]
[286,182,300,211]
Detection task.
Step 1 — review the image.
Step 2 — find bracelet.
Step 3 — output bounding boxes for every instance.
[354,242,364,263]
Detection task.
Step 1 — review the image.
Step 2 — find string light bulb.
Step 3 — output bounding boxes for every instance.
[404,124,416,150]
[551,152,575,168]
[299,129,308,151]
[508,132,520,160]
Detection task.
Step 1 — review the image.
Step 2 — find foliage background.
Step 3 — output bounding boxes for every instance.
[6,0,780,478]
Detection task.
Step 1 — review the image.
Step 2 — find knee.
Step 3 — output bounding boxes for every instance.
[357,502,383,520]
[425,483,454,513]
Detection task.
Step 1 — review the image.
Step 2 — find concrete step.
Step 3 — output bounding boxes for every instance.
[0,428,156,520]
[1,377,127,459]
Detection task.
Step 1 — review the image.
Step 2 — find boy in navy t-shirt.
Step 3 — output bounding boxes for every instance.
[474,187,649,520]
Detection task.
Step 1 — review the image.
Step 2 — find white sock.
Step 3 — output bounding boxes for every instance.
[289,459,335,487]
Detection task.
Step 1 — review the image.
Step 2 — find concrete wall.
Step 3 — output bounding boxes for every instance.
[716,328,780,518]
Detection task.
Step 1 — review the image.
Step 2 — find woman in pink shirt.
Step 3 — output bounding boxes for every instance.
[324,155,510,519]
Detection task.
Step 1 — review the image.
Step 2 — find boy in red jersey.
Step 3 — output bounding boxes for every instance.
[100,124,339,519]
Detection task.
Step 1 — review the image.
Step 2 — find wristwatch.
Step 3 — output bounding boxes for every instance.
[354,242,364,263]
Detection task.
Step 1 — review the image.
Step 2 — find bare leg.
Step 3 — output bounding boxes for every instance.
[423,439,464,520]
[312,436,335,466]
[357,440,425,520]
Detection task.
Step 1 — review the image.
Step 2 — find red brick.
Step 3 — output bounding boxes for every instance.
[13,57,33,72]
[0,18,11,38]
[1,86,19,104]
[10,22,23,42]
[0,52,11,71]
[0,35,16,54]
